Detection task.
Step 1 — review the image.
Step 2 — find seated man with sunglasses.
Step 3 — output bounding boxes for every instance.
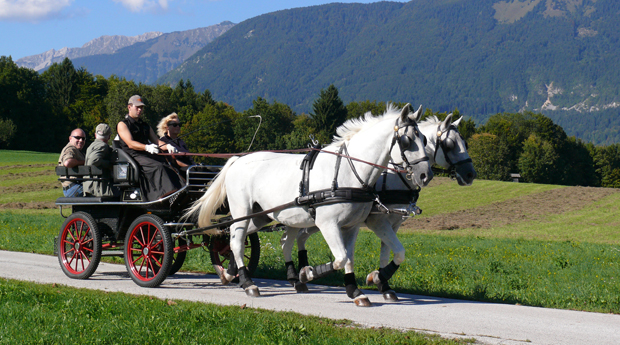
[58,128,87,197]
[157,112,195,172]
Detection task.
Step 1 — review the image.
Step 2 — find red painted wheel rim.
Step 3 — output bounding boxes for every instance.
[59,218,94,274]
[126,221,165,281]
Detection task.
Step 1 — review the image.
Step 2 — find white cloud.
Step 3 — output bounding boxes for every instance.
[113,0,170,13]
[0,0,73,21]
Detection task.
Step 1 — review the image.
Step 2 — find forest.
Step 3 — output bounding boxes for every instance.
[158,0,620,145]
[1,56,619,188]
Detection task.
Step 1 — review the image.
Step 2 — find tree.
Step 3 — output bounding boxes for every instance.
[234,97,295,151]
[518,134,559,184]
[0,118,16,148]
[310,84,347,142]
[0,56,54,151]
[467,133,511,181]
[184,102,238,164]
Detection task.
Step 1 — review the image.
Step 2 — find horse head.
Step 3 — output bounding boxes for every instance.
[391,103,433,188]
[433,114,477,186]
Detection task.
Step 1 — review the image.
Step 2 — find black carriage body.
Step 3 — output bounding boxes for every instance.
[54,148,233,286]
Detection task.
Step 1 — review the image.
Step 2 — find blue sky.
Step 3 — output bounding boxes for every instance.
[1,0,390,60]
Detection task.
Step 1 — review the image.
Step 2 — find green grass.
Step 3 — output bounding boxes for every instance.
[414,179,563,217]
[0,150,57,166]
[0,278,464,345]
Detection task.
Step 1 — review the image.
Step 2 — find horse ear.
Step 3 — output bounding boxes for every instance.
[409,104,423,123]
[440,113,453,132]
[451,115,463,128]
[400,103,411,122]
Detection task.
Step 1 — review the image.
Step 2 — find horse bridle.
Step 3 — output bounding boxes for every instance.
[433,124,472,173]
[390,117,429,180]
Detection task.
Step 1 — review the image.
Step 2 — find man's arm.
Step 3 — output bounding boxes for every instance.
[63,158,84,168]
[118,121,147,151]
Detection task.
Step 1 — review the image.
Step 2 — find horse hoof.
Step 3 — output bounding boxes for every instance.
[354,295,372,307]
[245,285,260,297]
[383,290,399,302]
[213,265,230,285]
[365,270,380,286]
[294,282,309,293]
[299,266,311,284]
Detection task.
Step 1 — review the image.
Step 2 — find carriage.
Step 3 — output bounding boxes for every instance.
[54,145,261,288]
[53,104,475,307]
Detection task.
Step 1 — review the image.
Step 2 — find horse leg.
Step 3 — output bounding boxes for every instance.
[365,216,405,301]
[297,227,319,268]
[299,224,370,307]
[280,227,308,293]
[341,226,371,307]
[229,220,259,297]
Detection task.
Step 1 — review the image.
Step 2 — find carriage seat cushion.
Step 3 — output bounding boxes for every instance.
[55,196,117,204]
[56,165,105,177]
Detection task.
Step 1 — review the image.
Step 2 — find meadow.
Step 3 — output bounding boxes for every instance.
[1,149,619,324]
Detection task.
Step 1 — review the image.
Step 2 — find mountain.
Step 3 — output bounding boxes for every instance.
[16,32,163,71]
[68,21,235,84]
[158,0,620,145]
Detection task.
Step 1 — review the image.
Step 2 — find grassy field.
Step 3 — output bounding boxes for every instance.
[1,148,619,318]
[0,278,464,345]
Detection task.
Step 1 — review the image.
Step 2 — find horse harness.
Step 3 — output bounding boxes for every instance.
[433,124,472,177]
[297,117,427,218]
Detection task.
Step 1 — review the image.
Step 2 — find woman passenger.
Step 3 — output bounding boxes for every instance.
[157,112,195,172]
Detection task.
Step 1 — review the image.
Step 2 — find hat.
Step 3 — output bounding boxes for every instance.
[128,95,145,106]
[95,123,111,137]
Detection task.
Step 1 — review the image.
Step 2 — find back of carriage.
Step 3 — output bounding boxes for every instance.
[54,145,260,288]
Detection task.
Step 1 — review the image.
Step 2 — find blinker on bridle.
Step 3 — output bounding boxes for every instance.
[391,118,429,180]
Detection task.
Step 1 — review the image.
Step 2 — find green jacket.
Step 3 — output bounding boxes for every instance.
[83,140,116,197]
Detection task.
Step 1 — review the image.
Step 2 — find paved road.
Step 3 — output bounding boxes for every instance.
[1,250,619,345]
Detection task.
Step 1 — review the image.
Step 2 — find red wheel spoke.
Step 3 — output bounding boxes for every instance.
[147,227,156,247]
[152,238,163,249]
[130,247,142,252]
[82,238,94,245]
[150,250,165,255]
[135,228,146,247]
[151,256,163,268]
[68,226,77,242]
[83,247,93,253]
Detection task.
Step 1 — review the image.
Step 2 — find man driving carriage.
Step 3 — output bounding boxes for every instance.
[116,95,183,201]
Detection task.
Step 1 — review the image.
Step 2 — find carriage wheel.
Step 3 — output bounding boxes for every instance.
[124,214,173,288]
[168,237,187,276]
[209,232,260,280]
[57,212,102,279]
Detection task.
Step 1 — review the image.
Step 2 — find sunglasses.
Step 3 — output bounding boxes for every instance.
[168,122,181,127]
[72,136,86,141]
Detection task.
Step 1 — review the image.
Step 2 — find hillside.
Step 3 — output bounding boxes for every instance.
[159,0,620,144]
[15,32,163,71]
[66,22,235,84]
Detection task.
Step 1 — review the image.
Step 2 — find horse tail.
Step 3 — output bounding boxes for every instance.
[185,156,240,227]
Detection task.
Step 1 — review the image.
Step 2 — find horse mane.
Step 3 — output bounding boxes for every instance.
[419,115,441,128]
[331,103,402,147]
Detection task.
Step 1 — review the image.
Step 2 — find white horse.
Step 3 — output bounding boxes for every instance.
[185,104,433,306]
[281,113,476,300]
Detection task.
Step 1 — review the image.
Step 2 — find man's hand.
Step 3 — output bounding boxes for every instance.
[145,144,159,154]
[166,144,179,154]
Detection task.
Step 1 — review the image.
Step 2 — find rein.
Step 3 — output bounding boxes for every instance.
[159,148,410,174]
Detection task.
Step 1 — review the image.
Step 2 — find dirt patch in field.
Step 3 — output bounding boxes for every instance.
[401,186,619,231]
[0,182,60,195]
[0,164,56,170]
[1,170,56,180]
[0,201,56,209]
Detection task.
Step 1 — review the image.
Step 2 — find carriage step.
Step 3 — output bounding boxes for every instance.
[101,250,124,257]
